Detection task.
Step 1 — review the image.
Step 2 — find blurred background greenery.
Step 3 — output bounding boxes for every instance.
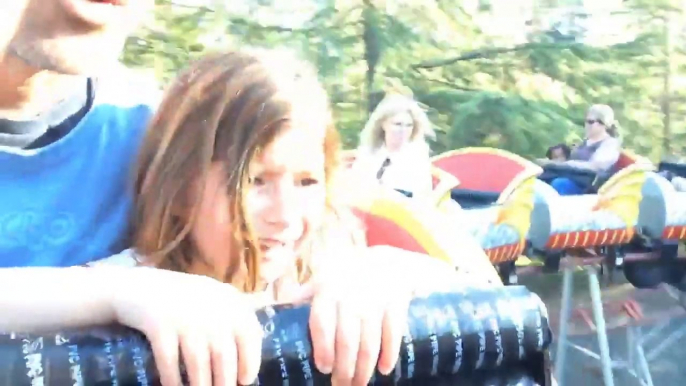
[121,0,686,160]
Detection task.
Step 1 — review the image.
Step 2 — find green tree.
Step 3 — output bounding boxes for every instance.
[121,0,686,161]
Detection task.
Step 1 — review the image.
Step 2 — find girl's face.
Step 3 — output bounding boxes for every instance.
[550,148,567,162]
[190,125,327,287]
[382,111,414,151]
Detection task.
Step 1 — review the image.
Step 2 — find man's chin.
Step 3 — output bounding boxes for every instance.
[48,55,120,76]
[7,32,125,75]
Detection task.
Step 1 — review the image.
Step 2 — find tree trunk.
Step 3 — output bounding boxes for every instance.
[661,13,673,157]
[362,1,380,113]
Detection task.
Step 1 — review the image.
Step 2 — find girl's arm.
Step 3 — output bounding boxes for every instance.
[0,267,117,331]
[0,266,264,386]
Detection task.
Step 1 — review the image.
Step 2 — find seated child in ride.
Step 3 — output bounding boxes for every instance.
[546,143,571,162]
[115,49,498,384]
[545,105,621,195]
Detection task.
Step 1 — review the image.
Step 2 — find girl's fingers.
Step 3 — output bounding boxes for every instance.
[148,327,183,386]
[377,299,409,375]
[332,301,362,385]
[310,290,338,375]
[179,330,212,386]
[233,314,264,385]
[351,310,383,386]
[210,335,237,386]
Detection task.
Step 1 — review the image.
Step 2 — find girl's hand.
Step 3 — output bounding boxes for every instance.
[107,267,263,386]
[290,246,460,386]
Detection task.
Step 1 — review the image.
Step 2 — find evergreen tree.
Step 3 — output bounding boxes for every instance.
[120,0,686,160]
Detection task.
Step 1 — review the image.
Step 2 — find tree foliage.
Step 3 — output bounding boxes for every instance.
[121,0,686,160]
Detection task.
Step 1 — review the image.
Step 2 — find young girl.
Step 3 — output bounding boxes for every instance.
[546,143,571,162]
[123,49,492,385]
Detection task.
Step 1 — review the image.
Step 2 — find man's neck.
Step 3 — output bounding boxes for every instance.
[0,52,83,120]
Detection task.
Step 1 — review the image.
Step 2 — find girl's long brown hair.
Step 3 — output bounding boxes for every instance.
[133,49,341,292]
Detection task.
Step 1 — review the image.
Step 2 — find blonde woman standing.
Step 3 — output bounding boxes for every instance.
[351,94,436,198]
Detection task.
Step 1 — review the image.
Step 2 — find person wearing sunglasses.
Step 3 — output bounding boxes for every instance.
[538,104,621,195]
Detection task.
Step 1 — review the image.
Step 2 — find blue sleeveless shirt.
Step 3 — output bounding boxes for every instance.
[0,70,159,267]
[571,139,604,162]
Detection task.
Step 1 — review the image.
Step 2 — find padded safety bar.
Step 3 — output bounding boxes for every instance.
[538,164,598,191]
[659,161,686,178]
[450,188,500,209]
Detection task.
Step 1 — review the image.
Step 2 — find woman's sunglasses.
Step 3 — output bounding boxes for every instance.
[585,119,604,125]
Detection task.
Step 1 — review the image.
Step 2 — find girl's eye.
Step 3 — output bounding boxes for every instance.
[300,178,319,187]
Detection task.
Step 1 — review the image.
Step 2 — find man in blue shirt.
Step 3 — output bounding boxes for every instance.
[0,0,158,266]
[0,3,267,384]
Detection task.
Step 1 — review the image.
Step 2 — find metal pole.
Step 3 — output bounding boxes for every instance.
[588,267,615,386]
[555,266,574,384]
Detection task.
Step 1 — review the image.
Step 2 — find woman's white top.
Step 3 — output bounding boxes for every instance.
[352,143,433,196]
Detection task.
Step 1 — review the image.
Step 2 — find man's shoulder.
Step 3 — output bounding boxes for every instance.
[83,66,161,137]
[94,65,162,111]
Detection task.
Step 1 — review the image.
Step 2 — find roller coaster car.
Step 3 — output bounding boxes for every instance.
[593,151,642,192]
[617,163,686,290]
[549,157,686,386]
[534,154,686,290]
[431,148,542,284]
[529,151,650,271]
[349,185,502,286]
[657,160,686,179]
[432,148,541,207]
[429,167,461,209]
[529,163,651,265]
[538,151,641,194]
